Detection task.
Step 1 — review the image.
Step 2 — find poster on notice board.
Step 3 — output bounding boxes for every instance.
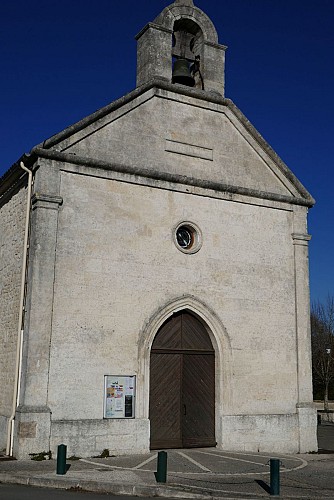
[104,375,136,418]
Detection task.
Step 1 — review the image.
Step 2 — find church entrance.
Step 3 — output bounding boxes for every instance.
[149,311,216,449]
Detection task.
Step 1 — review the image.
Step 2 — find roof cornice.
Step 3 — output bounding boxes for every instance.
[30,146,314,208]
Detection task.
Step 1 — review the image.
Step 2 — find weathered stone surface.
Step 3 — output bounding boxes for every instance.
[221,414,299,453]
[0,182,27,449]
[50,418,149,458]
[17,421,37,438]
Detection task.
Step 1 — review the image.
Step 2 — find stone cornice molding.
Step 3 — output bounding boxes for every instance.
[31,147,312,207]
[135,22,172,40]
[204,40,228,51]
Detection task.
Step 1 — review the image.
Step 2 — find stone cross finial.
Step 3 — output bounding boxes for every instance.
[173,0,194,5]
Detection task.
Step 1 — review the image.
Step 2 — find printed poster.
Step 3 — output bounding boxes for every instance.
[104,375,135,418]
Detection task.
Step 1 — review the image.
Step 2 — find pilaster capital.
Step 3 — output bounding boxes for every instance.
[32,193,63,210]
[292,233,311,246]
[16,405,52,414]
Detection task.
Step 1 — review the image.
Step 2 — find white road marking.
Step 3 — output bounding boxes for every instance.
[177,451,211,471]
[196,449,269,467]
[133,454,156,469]
[80,450,308,477]
[80,459,121,469]
[196,449,308,472]
[199,448,303,463]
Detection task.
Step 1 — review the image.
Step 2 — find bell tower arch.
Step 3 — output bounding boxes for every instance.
[135,0,227,95]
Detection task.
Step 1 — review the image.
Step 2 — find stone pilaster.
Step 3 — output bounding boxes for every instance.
[13,159,62,458]
[292,231,312,403]
[292,206,317,452]
[136,23,172,87]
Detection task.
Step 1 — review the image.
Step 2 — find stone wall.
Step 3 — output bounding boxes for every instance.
[0,182,27,449]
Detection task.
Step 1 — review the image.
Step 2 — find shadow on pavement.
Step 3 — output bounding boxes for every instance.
[317,422,334,453]
[255,479,271,494]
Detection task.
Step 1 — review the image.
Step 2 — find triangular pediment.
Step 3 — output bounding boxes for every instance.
[31,82,314,206]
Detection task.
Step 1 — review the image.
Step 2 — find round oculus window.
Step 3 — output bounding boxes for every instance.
[174,222,202,254]
[176,227,193,249]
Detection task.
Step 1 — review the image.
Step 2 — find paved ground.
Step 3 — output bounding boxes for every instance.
[1,425,334,499]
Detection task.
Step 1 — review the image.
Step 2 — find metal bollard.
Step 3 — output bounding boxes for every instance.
[56,444,67,475]
[270,458,280,496]
[155,451,167,483]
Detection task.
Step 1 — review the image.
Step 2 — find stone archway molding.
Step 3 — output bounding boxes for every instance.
[154,2,219,44]
[137,294,233,445]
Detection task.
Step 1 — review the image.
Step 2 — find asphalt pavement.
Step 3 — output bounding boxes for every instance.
[1,425,334,499]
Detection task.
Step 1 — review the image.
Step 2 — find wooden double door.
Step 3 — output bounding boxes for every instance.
[149,311,216,449]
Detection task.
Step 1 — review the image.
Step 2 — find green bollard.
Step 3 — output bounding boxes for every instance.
[56,444,67,475]
[155,451,167,483]
[270,458,280,496]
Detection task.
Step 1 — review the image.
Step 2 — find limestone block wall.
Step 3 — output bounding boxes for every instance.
[0,183,27,448]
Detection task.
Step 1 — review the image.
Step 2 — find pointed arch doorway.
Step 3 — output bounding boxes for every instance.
[149,310,216,449]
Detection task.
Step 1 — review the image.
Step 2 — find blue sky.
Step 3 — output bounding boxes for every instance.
[1,0,333,303]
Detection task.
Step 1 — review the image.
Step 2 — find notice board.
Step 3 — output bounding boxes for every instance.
[104,375,135,418]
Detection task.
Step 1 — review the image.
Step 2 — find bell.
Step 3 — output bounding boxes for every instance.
[172,59,195,87]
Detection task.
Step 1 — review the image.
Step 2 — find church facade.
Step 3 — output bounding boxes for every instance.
[0,0,317,459]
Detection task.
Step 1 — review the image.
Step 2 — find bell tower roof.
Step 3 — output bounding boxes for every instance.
[173,0,194,4]
[135,1,226,96]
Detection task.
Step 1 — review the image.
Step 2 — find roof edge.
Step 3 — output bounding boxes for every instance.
[0,153,37,199]
[224,99,315,207]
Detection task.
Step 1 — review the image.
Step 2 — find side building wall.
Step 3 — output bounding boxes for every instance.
[0,181,27,449]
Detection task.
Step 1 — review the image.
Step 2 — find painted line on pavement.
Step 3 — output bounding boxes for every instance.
[195,450,308,473]
[196,449,269,467]
[80,450,308,477]
[200,449,304,464]
[80,459,118,468]
[133,454,156,469]
[177,451,211,472]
